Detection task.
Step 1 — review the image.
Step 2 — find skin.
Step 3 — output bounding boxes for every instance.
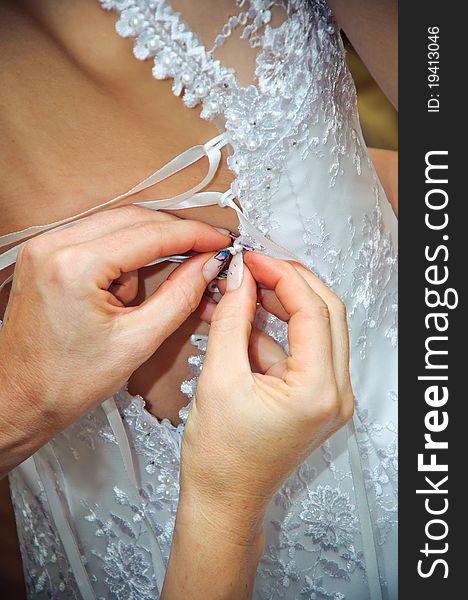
[0,0,397,420]
[0,0,397,597]
[328,0,398,109]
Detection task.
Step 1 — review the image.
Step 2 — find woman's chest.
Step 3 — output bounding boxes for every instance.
[0,0,239,235]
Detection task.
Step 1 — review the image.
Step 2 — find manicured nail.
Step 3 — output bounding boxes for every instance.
[217,268,229,279]
[226,252,244,291]
[203,250,231,282]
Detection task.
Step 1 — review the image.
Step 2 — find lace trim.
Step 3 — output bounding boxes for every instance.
[101,0,238,117]
[207,0,280,54]
[106,331,206,486]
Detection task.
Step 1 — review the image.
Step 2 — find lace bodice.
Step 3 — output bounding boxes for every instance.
[5,1,398,599]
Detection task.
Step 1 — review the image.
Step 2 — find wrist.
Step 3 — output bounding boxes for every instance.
[178,476,266,550]
[0,349,57,475]
[163,481,264,600]
[0,327,60,423]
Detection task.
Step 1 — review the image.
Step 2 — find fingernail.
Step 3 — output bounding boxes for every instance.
[203,250,231,282]
[216,268,229,279]
[226,252,244,291]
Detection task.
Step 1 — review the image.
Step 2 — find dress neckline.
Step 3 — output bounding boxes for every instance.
[100,0,322,239]
[119,384,186,435]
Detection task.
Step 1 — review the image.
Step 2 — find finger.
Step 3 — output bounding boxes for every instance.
[58,205,178,244]
[197,294,219,322]
[118,251,224,351]
[246,253,353,416]
[203,258,258,377]
[77,219,231,287]
[30,205,179,252]
[108,270,139,305]
[217,278,290,322]
[282,261,351,399]
[198,295,288,374]
[248,328,287,374]
[257,287,290,322]
[243,252,334,382]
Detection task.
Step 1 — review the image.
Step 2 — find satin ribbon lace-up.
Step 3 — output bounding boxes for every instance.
[0,131,295,295]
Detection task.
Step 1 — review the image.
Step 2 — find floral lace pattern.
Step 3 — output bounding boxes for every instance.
[258,485,365,600]
[301,197,398,361]
[101,0,363,238]
[7,1,397,598]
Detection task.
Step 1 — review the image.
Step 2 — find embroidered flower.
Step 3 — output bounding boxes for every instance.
[100,541,156,600]
[348,205,398,358]
[299,485,357,551]
[300,575,345,600]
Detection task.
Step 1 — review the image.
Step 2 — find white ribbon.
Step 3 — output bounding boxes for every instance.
[0,130,296,298]
[30,449,98,600]
[0,132,228,271]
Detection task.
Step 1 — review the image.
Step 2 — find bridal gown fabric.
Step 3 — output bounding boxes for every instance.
[1,1,398,598]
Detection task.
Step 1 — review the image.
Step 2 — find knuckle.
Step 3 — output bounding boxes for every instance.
[299,381,340,423]
[18,236,49,265]
[281,261,298,278]
[286,259,302,271]
[47,247,78,282]
[313,298,330,320]
[135,220,163,241]
[209,316,233,335]
[114,204,147,220]
[173,283,199,315]
[211,311,251,337]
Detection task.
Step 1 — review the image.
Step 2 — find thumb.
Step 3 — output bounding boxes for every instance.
[203,253,257,377]
[118,252,218,350]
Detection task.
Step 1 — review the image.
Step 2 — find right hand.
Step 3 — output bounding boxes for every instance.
[180,252,354,538]
[0,205,230,440]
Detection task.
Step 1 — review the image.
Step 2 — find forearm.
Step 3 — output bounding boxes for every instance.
[0,354,55,477]
[162,487,265,600]
[368,148,398,217]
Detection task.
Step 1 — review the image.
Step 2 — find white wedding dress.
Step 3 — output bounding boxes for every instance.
[1,1,398,598]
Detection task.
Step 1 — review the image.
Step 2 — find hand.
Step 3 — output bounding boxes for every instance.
[0,205,230,473]
[180,251,354,538]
